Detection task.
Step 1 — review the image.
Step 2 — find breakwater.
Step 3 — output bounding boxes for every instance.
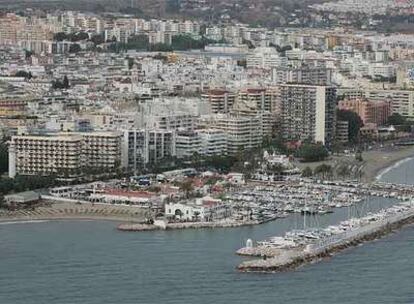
[117,219,263,231]
[237,203,414,272]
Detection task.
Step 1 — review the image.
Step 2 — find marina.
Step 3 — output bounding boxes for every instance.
[237,200,414,272]
[1,157,414,304]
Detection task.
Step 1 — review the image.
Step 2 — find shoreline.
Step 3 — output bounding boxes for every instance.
[1,147,413,227]
[0,215,139,224]
[375,156,414,181]
[0,201,147,225]
[361,145,414,182]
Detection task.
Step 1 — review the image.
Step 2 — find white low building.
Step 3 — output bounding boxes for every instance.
[165,197,231,221]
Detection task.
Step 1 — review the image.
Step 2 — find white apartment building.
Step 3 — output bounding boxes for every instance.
[8,132,122,178]
[144,113,196,131]
[175,128,228,158]
[122,129,176,171]
[198,129,227,157]
[246,48,287,70]
[236,88,274,114]
[175,131,202,158]
[215,115,263,155]
[364,89,414,118]
[279,84,337,145]
[368,63,395,79]
[272,67,333,85]
[201,89,236,113]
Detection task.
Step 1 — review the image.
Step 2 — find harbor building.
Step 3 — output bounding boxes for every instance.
[165,197,231,222]
[175,129,228,158]
[279,84,337,145]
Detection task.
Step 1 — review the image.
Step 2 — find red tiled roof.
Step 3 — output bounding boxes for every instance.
[103,189,155,198]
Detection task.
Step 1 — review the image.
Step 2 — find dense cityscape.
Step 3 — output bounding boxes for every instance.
[0,0,413,303]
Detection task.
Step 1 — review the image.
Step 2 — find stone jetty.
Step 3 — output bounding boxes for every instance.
[118,219,261,231]
[237,203,414,272]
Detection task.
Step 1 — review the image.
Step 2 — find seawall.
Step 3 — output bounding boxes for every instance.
[237,207,414,272]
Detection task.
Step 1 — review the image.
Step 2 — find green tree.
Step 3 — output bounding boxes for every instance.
[15,70,32,79]
[387,113,406,126]
[0,138,8,175]
[71,32,89,42]
[314,164,333,179]
[179,180,194,198]
[54,32,68,41]
[91,34,105,45]
[337,164,351,179]
[126,34,149,50]
[69,44,81,53]
[302,166,313,177]
[296,143,329,162]
[337,110,364,143]
[63,76,70,89]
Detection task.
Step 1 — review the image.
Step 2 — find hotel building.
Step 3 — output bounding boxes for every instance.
[8,132,122,178]
[279,84,337,145]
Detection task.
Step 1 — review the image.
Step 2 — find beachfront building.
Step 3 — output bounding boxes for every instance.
[165,197,231,222]
[8,132,122,178]
[279,84,337,146]
[364,89,414,118]
[215,115,264,155]
[81,132,123,170]
[8,133,83,178]
[338,98,391,126]
[4,191,40,206]
[89,189,156,206]
[122,129,176,172]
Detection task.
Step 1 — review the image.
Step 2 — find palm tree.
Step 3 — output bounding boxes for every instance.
[193,211,200,222]
[180,180,194,198]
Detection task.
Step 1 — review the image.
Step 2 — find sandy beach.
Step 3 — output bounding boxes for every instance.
[0,201,148,224]
[1,145,414,225]
[296,145,414,182]
[361,145,414,181]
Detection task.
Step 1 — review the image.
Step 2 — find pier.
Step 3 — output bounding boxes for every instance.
[237,202,414,272]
